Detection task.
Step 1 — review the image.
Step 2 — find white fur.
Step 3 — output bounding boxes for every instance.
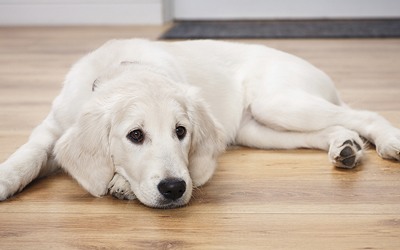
[0,39,399,208]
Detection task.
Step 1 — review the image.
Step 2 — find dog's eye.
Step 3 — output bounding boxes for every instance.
[176,126,187,140]
[127,129,145,144]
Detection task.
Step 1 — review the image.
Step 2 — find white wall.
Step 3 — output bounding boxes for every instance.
[174,0,400,20]
[0,0,173,25]
[1,0,399,26]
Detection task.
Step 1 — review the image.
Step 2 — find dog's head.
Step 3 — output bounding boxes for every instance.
[54,67,226,208]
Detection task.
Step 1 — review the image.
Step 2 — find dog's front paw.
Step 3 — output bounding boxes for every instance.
[0,165,21,201]
[107,173,136,200]
[375,131,400,161]
[0,181,10,201]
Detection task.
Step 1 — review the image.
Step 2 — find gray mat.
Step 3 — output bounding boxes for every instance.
[161,19,400,39]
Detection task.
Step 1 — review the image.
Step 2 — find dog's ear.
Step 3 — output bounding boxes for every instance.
[186,89,226,187]
[54,100,114,197]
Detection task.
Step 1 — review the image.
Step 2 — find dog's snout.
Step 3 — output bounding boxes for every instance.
[157,178,186,200]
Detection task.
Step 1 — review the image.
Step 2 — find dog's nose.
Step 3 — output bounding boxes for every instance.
[157,178,186,200]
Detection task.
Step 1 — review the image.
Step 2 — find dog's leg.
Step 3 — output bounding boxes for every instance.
[0,113,61,200]
[237,116,364,168]
[341,109,400,161]
[249,90,400,162]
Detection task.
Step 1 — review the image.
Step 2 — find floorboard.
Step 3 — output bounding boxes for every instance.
[0,26,399,249]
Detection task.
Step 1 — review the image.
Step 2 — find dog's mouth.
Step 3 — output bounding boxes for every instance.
[143,177,191,209]
[153,198,188,209]
[125,176,192,209]
[138,191,191,209]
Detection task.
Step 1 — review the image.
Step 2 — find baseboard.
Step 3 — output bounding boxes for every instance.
[162,19,400,39]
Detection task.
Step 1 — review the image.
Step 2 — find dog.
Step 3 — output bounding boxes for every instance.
[0,39,399,208]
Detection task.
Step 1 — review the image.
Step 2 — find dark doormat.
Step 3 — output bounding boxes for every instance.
[161,19,400,39]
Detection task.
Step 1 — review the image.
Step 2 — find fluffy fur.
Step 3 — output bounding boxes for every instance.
[0,39,399,208]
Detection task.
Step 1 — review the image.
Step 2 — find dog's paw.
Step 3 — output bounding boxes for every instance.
[0,165,20,201]
[0,182,10,201]
[375,131,400,161]
[329,138,364,169]
[107,173,136,200]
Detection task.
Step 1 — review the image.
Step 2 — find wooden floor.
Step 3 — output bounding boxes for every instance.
[0,26,399,249]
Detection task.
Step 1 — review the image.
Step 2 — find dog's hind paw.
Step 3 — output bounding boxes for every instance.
[376,131,400,162]
[107,173,136,200]
[329,138,364,169]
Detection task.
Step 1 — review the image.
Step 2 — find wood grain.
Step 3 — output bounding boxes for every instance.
[0,26,399,249]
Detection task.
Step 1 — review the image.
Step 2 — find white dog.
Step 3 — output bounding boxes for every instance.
[0,39,399,208]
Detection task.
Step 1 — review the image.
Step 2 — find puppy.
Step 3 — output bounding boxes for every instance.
[0,39,399,208]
